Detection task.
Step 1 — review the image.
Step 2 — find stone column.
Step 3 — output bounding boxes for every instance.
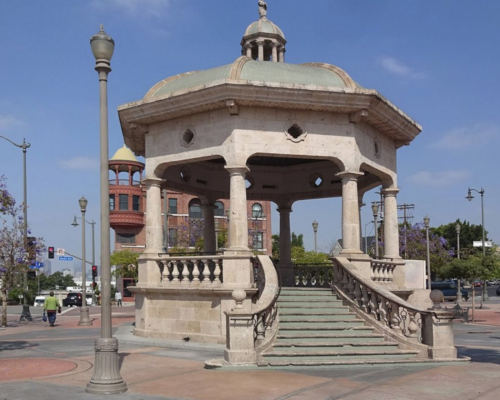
[277,206,294,286]
[337,171,364,255]
[245,44,253,58]
[257,41,264,61]
[358,195,365,252]
[279,47,285,63]
[144,177,164,253]
[225,166,250,252]
[271,43,278,62]
[202,204,217,253]
[382,188,401,259]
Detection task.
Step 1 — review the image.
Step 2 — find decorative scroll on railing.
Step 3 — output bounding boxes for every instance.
[370,259,398,282]
[333,258,425,343]
[294,263,334,287]
[160,256,223,284]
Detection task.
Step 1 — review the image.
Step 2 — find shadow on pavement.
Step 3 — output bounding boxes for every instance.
[0,341,39,352]
[457,346,500,364]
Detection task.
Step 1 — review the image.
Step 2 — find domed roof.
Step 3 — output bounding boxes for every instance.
[244,18,285,39]
[110,145,140,162]
[144,57,360,101]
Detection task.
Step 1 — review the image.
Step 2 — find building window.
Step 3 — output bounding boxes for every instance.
[252,203,263,218]
[214,201,224,217]
[116,233,135,244]
[254,232,263,250]
[168,198,178,215]
[132,195,140,211]
[189,198,202,219]
[109,195,115,211]
[168,228,178,247]
[119,194,128,210]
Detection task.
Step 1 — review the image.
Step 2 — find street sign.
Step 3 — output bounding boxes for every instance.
[473,241,493,247]
[59,256,74,261]
[57,248,65,256]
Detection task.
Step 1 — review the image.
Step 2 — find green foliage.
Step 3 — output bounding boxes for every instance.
[440,253,500,282]
[433,219,487,258]
[291,246,330,264]
[291,232,304,248]
[272,234,280,260]
[110,250,139,279]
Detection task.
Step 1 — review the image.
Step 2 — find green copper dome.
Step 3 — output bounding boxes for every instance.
[244,18,285,39]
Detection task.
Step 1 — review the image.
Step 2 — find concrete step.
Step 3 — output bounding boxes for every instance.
[278,301,343,307]
[256,358,448,368]
[262,350,419,362]
[276,334,386,343]
[279,305,346,312]
[278,294,338,300]
[280,322,364,329]
[280,314,359,322]
[273,342,400,352]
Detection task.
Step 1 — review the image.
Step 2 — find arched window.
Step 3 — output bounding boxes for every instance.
[214,201,224,217]
[189,198,202,219]
[252,203,263,218]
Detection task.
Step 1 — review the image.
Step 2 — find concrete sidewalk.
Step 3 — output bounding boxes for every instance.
[0,300,500,400]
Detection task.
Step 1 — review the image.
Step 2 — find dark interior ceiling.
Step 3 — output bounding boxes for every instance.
[207,156,325,168]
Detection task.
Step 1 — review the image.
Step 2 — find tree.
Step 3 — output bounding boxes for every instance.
[111,250,139,279]
[291,232,304,248]
[0,176,46,327]
[434,219,487,258]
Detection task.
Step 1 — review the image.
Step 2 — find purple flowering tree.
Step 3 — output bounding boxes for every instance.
[0,176,46,327]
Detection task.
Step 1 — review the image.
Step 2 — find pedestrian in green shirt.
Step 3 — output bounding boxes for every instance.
[44,291,61,326]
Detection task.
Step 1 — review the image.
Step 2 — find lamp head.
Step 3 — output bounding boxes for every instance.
[79,196,88,212]
[371,202,379,217]
[456,223,461,234]
[71,216,79,227]
[312,220,318,231]
[90,24,115,62]
[466,188,474,202]
[423,215,430,228]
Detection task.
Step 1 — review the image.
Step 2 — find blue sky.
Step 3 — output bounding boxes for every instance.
[1,0,499,271]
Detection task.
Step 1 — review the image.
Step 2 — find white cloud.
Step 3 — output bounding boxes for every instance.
[91,0,172,19]
[432,124,499,150]
[0,115,26,130]
[406,170,471,187]
[379,56,426,79]
[60,157,99,171]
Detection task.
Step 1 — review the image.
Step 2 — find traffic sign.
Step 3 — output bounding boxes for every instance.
[30,261,45,269]
[57,248,65,256]
[59,256,74,261]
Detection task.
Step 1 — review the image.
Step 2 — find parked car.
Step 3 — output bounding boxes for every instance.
[431,282,469,301]
[33,296,46,307]
[496,286,500,296]
[473,280,483,287]
[63,292,92,307]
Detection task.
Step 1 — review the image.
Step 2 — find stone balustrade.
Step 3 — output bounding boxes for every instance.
[370,259,399,283]
[333,257,459,359]
[294,263,334,288]
[159,256,223,284]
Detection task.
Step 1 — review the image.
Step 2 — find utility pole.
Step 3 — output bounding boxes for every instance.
[398,203,415,259]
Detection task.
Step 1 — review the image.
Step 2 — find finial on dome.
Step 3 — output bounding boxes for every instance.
[258,0,267,19]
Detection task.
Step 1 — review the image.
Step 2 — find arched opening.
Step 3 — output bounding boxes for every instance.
[188,198,202,219]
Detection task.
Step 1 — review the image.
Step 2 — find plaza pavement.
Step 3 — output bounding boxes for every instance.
[0,296,499,400]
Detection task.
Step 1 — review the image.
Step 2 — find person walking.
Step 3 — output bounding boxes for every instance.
[43,291,61,327]
[115,290,122,306]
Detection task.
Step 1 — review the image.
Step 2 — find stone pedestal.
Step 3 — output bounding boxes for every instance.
[224,311,256,365]
[422,309,457,359]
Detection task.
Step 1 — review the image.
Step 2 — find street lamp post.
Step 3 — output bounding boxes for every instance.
[423,216,431,290]
[456,223,461,304]
[371,202,379,258]
[78,196,92,326]
[312,221,318,253]
[72,216,97,305]
[466,187,488,301]
[87,25,127,395]
[0,135,32,322]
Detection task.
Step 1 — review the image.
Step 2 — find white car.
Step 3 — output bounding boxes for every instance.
[34,296,46,307]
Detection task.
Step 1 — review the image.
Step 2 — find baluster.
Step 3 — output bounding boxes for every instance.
[361,285,370,313]
[407,311,419,340]
[388,265,395,282]
[181,259,190,283]
[192,260,201,283]
[370,263,375,280]
[255,314,266,341]
[353,281,362,306]
[171,261,180,283]
[390,303,403,334]
[213,259,222,283]
[346,276,355,300]
[378,296,389,326]
[369,291,378,318]
[341,269,349,291]
[372,263,379,281]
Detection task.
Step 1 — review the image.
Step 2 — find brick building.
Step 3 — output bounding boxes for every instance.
[109,145,272,255]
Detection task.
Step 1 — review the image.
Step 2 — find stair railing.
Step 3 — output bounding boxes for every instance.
[224,255,281,364]
[294,262,334,287]
[333,257,451,357]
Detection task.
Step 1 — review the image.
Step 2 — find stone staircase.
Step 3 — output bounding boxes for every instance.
[258,287,421,367]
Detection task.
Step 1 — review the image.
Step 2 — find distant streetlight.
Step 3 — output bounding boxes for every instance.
[423,216,431,290]
[371,202,379,258]
[87,25,127,395]
[72,216,96,305]
[456,223,461,304]
[466,187,488,301]
[0,135,32,322]
[77,196,92,326]
[312,220,318,253]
